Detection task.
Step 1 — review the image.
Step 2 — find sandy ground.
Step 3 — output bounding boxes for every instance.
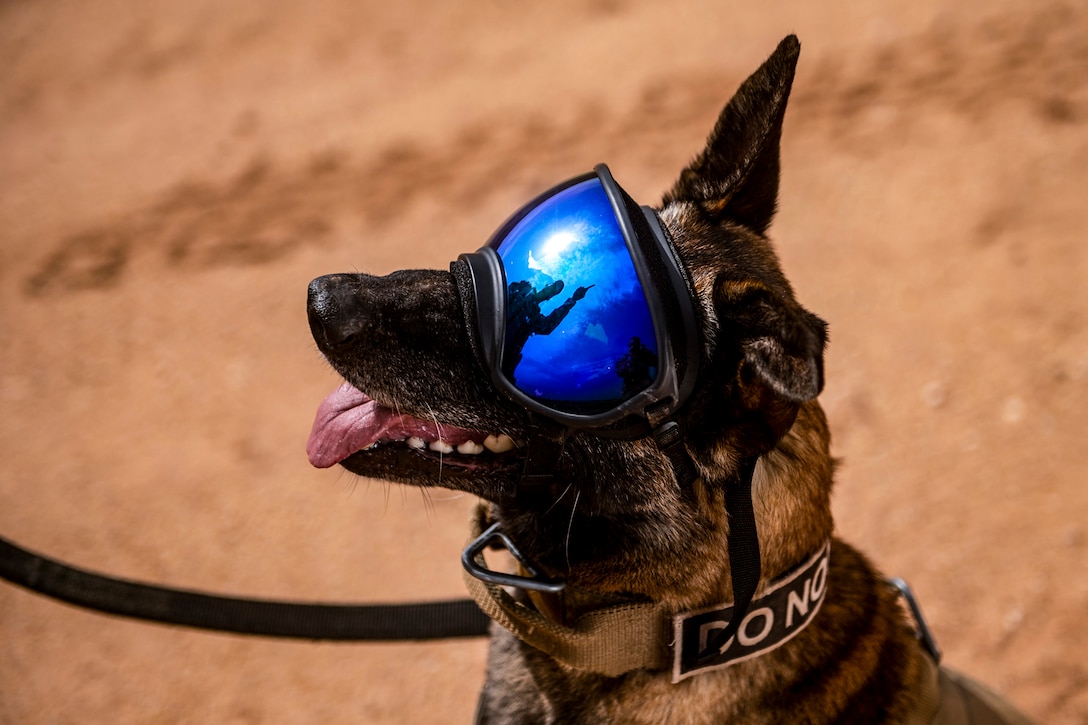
[1,1,1086,722]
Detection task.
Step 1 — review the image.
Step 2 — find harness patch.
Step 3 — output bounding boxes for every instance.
[673,541,831,682]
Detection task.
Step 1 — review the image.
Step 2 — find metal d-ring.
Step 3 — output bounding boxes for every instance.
[887,577,942,664]
[462,522,567,594]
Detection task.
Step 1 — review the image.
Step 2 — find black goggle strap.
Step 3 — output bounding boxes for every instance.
[648,402,763,665]
[697,455,762,664]
[653,422,700,489]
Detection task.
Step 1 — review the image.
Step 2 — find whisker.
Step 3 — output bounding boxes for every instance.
[335,467,360,498]
[544,482,574,516]
[565,489,581,572]
[419,487,437,520]
[426,404,445,486]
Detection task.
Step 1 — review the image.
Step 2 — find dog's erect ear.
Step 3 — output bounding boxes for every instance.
[717,279,827,403]
[663,35,800,234]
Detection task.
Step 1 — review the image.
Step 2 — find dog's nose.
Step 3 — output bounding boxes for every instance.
[308,274,365,348]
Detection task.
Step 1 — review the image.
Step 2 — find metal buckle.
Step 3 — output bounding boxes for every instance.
[887,577,942,664]
[462,522,566,594]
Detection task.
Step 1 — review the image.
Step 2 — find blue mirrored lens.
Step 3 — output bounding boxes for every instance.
[493,178,659,415]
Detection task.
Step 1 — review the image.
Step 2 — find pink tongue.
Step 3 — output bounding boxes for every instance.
[306,382,479,468]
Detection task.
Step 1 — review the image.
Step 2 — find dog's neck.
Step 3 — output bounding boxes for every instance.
[487,401,836,613]
[465,402,837,679]
[465,502,832,681]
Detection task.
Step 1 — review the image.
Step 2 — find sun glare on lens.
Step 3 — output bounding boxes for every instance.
[541,230,578,262]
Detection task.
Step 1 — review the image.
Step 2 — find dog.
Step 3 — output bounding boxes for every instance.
[304,36,1033,724]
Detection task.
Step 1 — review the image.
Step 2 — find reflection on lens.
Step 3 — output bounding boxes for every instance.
[494,178,659,414]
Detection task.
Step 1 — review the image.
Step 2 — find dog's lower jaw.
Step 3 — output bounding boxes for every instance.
[340,442,520,475]
[335,447,523,499]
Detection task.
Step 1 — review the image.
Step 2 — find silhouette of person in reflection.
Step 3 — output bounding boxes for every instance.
[504,279,593,381]
[616,336,657,397]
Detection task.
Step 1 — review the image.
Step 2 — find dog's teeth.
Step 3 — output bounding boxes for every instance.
[456,441,485,455]
[407,437,426,450]
[483,434,515,453]
[429,439,454,454]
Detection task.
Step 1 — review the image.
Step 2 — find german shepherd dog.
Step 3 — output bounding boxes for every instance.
[305,36,1032,724]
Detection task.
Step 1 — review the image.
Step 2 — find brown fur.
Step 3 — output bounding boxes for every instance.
[306,36,1022,724]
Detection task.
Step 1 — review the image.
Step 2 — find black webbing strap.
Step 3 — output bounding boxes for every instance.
[698,456,761,662]
[0,534,490,640]
[651,421,764,663]
[653,421,699,488]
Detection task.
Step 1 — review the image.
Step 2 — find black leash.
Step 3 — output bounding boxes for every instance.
[0,534,490,640]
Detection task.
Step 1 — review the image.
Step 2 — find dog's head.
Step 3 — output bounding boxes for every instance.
[306,36,832,608]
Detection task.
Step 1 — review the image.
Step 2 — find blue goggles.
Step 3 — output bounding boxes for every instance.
[456,165,700,436]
